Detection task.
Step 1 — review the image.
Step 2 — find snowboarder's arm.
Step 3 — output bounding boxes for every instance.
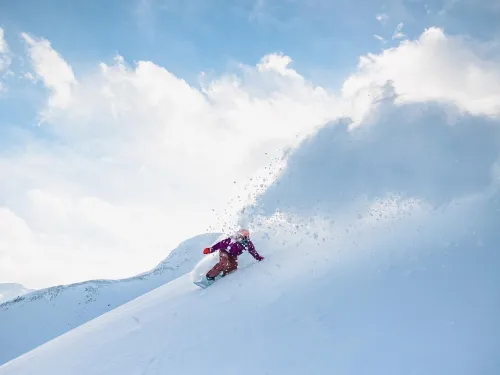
[208,237,232,253]
[247,240,264,261]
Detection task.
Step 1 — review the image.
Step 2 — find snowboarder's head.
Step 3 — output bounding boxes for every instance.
[233,228,250,239]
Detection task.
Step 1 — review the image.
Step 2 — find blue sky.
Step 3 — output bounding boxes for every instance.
[2,0,498,85]
[0,0,500,288]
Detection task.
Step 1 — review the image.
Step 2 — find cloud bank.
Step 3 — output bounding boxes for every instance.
[1,34,339,288]
[1,26,499,289]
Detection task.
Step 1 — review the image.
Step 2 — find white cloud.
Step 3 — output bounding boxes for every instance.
[0,208,32,242]
[1,40,342,288]
[256,53,299,77]
[3,26,500,288]
[21,32,77,113]
[342,27,500,125]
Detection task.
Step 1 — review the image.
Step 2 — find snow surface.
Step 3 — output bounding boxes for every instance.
[0,201,499,375]
[0,232,222,366]
[2,105,500,374]
[0,284,32,304]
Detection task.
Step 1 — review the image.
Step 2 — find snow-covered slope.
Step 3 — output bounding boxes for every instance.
[0,284,32,304]
[0,209,498,375]
[0,232,221,366]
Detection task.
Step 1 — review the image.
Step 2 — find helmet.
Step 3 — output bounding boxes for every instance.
[235,228,250,238]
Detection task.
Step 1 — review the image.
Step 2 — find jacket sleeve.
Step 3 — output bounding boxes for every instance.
[209,237,231,253]
[246,240,264,261]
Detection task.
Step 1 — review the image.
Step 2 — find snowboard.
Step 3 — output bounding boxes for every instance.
[193,271,232,289]
[193,278,216,289]
[193,274,224,289]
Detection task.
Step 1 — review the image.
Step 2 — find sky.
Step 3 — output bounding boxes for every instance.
[0,0,500,289]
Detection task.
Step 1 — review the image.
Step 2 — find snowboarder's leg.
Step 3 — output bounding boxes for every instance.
[206,250,238,279]
[224,253,238,276]
[206,251,228,279]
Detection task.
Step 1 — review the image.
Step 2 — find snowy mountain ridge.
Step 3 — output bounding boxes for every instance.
[0,284,32,304]
[0,232,222,366]
[0,232,219,309]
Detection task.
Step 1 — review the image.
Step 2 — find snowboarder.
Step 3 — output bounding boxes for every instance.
[203,228,264,281]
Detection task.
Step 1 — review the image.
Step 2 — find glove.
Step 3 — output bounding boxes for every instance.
[257,255,264,261]
[203,248,210,254]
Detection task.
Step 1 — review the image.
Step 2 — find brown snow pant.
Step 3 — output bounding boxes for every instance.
[206,250,238,279]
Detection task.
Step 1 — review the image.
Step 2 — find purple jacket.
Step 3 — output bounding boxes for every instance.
[208,237,263,261]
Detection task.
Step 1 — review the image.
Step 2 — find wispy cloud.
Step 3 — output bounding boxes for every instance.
[0,28,10,65]
[392,22,406,40]
[249,0,266,21]
[376,13,389,25]
[0,27,12,90]
[373,34,387,43]
[134,0,156,36]
[248,0,289,28]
